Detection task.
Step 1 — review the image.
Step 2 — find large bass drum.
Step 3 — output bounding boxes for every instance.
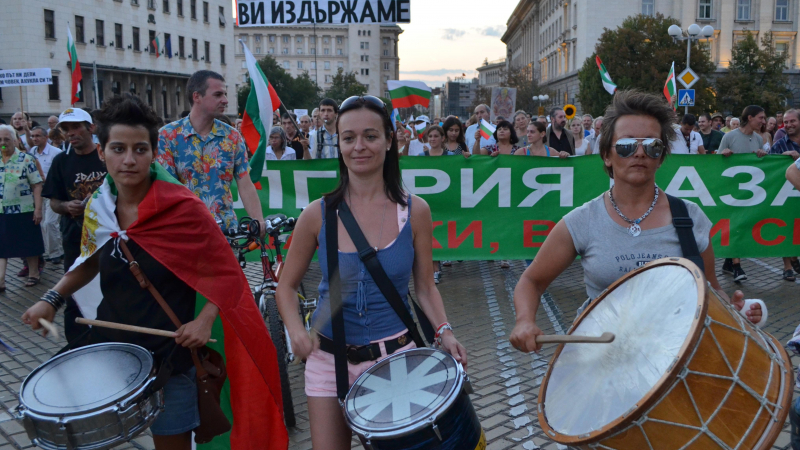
[538,257,793,450]
[17,343,164,450]
[344,347,485,450]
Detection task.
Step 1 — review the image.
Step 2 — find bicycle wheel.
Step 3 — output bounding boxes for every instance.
[263,292,297,428]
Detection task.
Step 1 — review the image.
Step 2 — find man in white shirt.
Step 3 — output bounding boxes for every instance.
[406,116,431,156]
[46,115,59,134]
[306,98,339,159]
[670,114,706,154]
[29,126,64,264]
[11,112,33,150]
[465,104,496,150]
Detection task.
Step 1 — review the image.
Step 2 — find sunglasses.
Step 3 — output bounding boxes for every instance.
[340,95,386,113]
[614,138,665,159]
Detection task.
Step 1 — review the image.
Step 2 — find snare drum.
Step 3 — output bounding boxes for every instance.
[17,343,164,450]
[344,348,485,450]
[538,257,793,450]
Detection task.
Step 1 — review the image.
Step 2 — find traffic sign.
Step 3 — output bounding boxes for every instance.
[678,67,698,88]
[678,89,696,107]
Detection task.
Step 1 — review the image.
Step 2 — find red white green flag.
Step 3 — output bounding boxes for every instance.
[71,164,289,450]
[663,61,677,110]
[240,40,280,185]
[152,34,160,58]
[414,122,427,139]
[67,25,82,105]
[595,56,617,95]
[387,80,431,108]
[479,119,496,140]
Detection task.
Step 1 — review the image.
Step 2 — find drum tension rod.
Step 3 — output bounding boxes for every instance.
[428,417,443,441]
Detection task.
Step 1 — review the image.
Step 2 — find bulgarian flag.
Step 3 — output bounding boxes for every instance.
[71,164,289,450]
[663,61,677,110]
[152,34,160,58]
[479,119,496,140]
[67,25,82,105]
[595,56,617,95]
[387,80,431,108]
[414,122,427,139]
[240,40,280,185]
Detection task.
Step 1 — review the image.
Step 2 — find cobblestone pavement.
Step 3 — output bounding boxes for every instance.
[0,256,798,450]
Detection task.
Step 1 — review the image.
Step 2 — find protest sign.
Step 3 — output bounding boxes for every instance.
[491,87,516,122]
[0,68,53,87]
[236,0,410,26]
[294,109,309,117]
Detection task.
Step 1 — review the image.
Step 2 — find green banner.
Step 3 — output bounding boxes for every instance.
[234,155,800,259]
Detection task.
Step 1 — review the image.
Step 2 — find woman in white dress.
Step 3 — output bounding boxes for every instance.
[571,118,589,155]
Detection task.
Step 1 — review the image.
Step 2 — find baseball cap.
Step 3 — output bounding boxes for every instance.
[415,115,431,124]
[710,113,723,120]
[57,108,93,126]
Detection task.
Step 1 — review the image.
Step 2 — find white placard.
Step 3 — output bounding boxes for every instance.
[294,109,309,117]
[236,0,410,26]
[0,68,53,87]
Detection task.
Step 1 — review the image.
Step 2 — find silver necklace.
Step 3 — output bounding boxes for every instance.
[348,190,387,251]
[608,185,659,237]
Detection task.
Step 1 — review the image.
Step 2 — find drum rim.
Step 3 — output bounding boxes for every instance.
[19,342,155,416]
[343,347,465,437]
[537,257,708,445]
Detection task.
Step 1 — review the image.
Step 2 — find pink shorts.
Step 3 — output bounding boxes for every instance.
[305,329,416,397]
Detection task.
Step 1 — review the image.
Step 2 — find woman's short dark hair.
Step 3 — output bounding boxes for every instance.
[529,121,547,144]
[442,116,466,149]
[598,90,676,179]
[493,120,519,145]
[325,98,406,209]
[96,94,160,151]
[740,105,765,126]
[425,125,444,141]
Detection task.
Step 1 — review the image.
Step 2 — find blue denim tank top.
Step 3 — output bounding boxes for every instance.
[312,196,415,345]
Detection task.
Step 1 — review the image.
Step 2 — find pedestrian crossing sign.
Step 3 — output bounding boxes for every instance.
[678,89,696,107]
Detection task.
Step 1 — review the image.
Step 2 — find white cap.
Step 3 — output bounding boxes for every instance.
[57,108,93,126]
[415,115,431,124]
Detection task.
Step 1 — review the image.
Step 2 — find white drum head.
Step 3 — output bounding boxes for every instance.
[543,264,700,436]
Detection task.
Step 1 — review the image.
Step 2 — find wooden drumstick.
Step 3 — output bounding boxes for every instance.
[535,332,615,344]
[76,318,217,343]
[38,318,59,339]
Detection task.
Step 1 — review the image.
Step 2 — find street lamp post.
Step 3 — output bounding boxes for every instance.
[668,24,714,114]
[534,94,550,117]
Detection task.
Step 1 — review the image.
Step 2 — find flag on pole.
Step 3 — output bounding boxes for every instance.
[479,119,496,140]
[152,34,160,58]
[240,40,281,185]
[67,24,82,105]
[595,56,617,95]
[165,35,172,59]
[414,122,427,139]
[387,81,432,108]
[663,62,677,110]
[390,108,399,131]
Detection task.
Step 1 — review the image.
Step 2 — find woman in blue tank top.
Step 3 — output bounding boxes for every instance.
[275,95,468,450]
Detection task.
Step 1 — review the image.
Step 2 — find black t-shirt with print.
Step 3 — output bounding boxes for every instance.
[41,149,107,245]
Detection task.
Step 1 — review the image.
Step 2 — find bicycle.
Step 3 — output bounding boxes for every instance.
[223,214,317,428]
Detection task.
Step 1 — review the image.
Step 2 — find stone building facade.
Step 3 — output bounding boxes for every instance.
[477,58,507,90]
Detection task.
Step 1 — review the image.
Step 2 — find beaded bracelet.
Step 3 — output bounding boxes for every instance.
[41,289,65,311]
[435,322,454,346]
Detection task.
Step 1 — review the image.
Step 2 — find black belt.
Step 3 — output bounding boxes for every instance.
[318,331,412,365]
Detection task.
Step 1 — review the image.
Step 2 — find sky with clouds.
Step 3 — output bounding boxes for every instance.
[397,1,517,88]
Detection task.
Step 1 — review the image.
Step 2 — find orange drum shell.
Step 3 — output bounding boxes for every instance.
[537,257,793,450]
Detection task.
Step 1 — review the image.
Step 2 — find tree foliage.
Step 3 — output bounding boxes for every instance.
[470,65,552,116]
[715,32,789,115]
[324,68,368,104]
[577,14,716,117]
[236,55,322,116]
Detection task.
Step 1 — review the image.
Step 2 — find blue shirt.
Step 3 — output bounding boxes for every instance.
[312,197,415,345]
[770,135,800,155]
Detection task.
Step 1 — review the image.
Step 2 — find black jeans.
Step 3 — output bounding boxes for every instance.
[62,241,85,344]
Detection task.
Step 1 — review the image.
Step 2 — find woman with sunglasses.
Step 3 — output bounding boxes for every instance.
[508,90,762,354]
[275,95,468,450]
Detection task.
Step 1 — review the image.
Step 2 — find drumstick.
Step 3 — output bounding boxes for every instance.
[38,318,59,339]
[535,332,615,344]
[76,318,217,343]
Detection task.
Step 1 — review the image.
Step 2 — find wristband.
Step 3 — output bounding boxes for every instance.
[41,289,65,312]
[435,323,453,347]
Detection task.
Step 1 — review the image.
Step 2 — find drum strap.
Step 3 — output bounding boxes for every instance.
[325,200,350,401]
[666,194,705,272]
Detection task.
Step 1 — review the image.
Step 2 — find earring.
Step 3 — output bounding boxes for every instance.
[386,147,391,151]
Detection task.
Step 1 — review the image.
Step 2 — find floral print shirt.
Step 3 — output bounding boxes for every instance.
[157,116,250,230]
[1,150,43,214]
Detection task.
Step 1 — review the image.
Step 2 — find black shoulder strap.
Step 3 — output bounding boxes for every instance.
[325,200,349,401]
[316,128,324,159]
[667,194,705,272]
[337,201,431,348]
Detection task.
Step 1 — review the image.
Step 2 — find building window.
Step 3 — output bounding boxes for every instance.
[203,1,208,22]
[384,62,389,70]
[283,35,289,43]
[204,41,210,61]
[164,32,171,54]
[269,35,275,42]
[178,35,185,57]
[358,30,361,36]
[219,6,226,26]
[75,16,85,43]
[147,0,156,10]
[776,0,789,21]
[268,47,274,54]
[177,0,183,16]
[256,46,261,54]
[360,68,369,75]
[283,61,290,69]
[383,50,389,56]
[360,41,369,49]
[310,36,316,44]
[241,61,246,69]
[192,38,198,59]
[133,27,140,51]
[44,9,55,39]
[112,81,121,95]
[368,30,371,36]
[737,0,751,20]
[190,0,196,19]
[698,0,711,19]
[311,61,316,69]
[336,36,343,44]
[337,49,343,55]
[325,75,332,83]
[130,82,136,94]
[163,0,170,13]
[323,37,329,44]
[297,48,304,54]
[383,38,388,45]
[338,61,343,68]
[115,24,123,48]
[324,48,330,55]
[324,61,330,69]
[298,61,304,69]
[49,75,60,100]
[149,30,156,53]
[176,86,181,105]
[641,0,654,16]
[360,55,368,61]
[310,48,316,54]
[296,36,303,43]
[96,20,105,45]
[220,44,226,64]
[282,48,288,54]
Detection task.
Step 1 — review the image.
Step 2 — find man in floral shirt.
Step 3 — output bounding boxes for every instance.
[158,70,265,234]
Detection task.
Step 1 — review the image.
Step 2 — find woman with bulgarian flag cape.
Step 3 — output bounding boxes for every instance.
[22,95,288,450]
